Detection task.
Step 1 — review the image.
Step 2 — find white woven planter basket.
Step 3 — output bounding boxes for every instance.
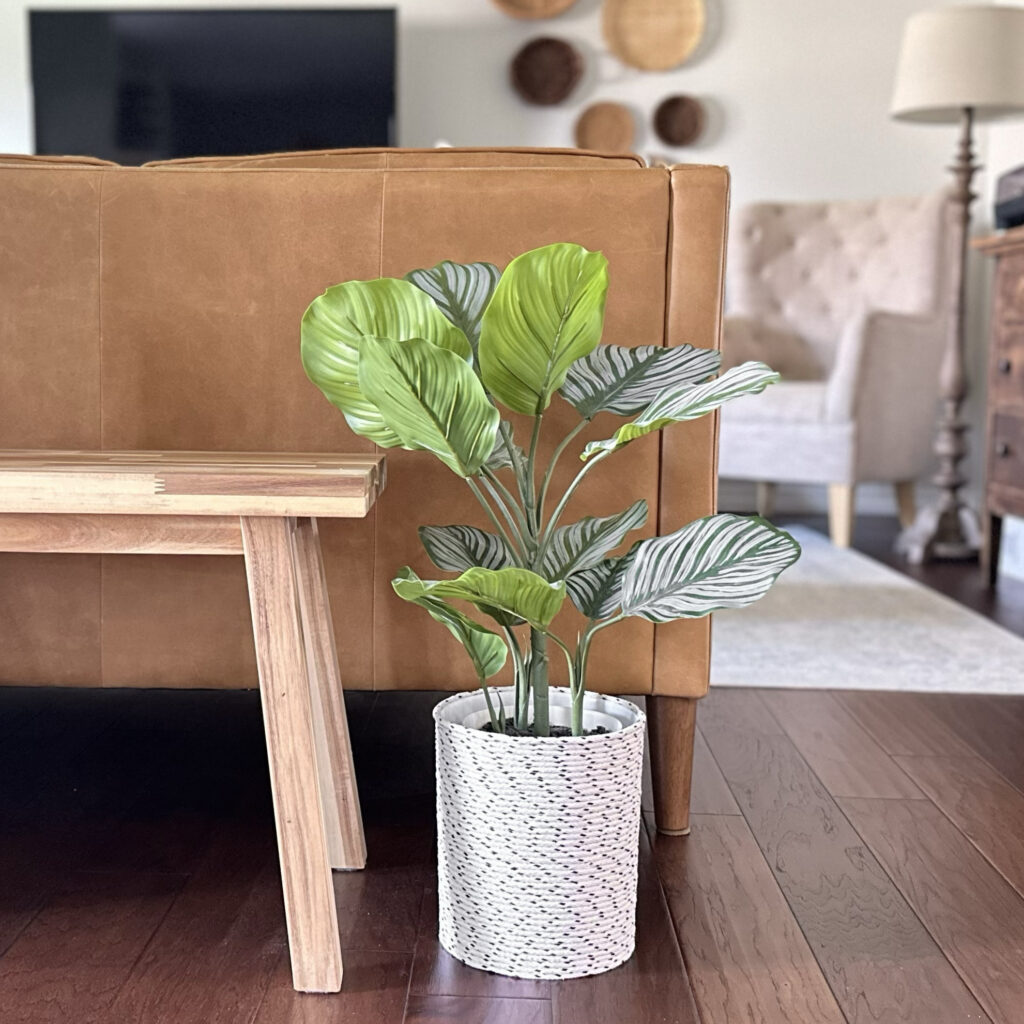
[433,686,646,980]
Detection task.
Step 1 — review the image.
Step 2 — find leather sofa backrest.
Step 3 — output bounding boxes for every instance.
[0,149,727,696]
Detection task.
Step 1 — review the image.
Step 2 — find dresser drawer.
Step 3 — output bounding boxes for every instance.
[991,327,1024,410]
[997,253,1024,325]
[990,414,1024,492]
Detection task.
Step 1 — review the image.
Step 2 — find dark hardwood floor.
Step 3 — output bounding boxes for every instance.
[1,516,1024,1023]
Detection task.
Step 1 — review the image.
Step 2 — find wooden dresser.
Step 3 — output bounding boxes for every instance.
[975,227,1024,584]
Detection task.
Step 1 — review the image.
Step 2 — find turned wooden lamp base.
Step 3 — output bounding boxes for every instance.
[897,501,981,565]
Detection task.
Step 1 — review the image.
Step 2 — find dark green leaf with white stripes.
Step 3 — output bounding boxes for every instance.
[582,361,780,461]
[485,421,525,471]
[542,499,647,580]
[419,524,514,573]
[561,344,721,418]
[405,260,501,356]
[565,543,640,619]
[392,567,507,682]
[621,514,800,622]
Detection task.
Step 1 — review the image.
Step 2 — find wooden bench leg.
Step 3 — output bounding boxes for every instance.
[241,516,343,993]
[292,517,366,870]
[648,695,697,837]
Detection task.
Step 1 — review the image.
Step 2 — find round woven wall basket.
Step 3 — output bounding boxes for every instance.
[602,0,706,71]
[653,94,705,146]
[574,102,636,152]
[510,37,583,105]
[433,687,646,979]
[491,0,579,18]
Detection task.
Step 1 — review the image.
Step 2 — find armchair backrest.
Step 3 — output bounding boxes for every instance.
[727,189,955,371]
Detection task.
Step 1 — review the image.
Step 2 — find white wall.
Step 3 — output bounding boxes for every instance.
[2,0,1021,555]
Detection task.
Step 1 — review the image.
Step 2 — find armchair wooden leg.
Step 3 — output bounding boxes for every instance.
[242,516,343,993]
[756,481,776,520]
[292,517,366,871]
[894,481,916,529]
[647,695,697,836]
[828,484,855,548]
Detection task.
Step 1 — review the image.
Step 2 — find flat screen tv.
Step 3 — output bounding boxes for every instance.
[30,9,396,164]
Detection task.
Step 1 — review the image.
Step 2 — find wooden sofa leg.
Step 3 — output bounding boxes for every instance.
[648,695,697,836]
[756,481,776,520]
[828,483,855,548]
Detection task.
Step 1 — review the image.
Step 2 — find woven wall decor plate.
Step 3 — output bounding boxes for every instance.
[492,0,579,18]
[511,37,583,105]
[602,0,706,71]
[574,102,635,152]
[653,94,705,146]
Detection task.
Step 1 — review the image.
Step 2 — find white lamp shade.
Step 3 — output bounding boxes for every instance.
[891,4,1024,123]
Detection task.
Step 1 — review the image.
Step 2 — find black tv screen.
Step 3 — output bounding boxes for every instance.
[30,9,396,164]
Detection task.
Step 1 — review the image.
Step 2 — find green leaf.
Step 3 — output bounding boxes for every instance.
[301,277,471,445]
[419,524,513,572]
[542,499,647,580]
[565,543,639,619]
[358,337,500,477]
[561,343,721,419]
[582,362,780,461]
[621,515,800,622]
[399,566,565,630]
[479,243,608,415]
[392,568,507,682]
[405,260,501,356]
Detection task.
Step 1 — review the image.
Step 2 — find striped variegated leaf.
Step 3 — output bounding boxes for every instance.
[419,524,514,572]
[565,543,639,619]
[485,421,525,471]
[621,515,800,622]
[542,499,647,580]
[405,260,501,357]
[392,568,507,682]
[396,566,565,630]
[561,344,721,419]
[582,362,779,461]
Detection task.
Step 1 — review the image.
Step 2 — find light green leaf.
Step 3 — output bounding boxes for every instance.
[561,343,721,419]
[400,566,565,630]
[392,568,507,682]
[542,499,647,580]
[419,524,514,572]
[301,277,471,446]
[582,361,780,461]
[358,338,500,477]
[405,260,501,356]
[621,515,800,622]
[479,243,608,415]
[565,543,639,619]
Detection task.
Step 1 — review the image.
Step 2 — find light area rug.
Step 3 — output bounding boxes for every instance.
[710,525,1024,693]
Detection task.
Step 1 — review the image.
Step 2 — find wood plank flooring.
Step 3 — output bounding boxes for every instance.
[1,515,1024,1023]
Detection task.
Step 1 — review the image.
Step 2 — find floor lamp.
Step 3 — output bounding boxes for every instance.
[891,5,1024,563]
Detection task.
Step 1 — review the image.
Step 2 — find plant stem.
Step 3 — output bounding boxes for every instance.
[479,474,529,555]
[466,478,526,562]
[526,413,544,534]
[481,467,531,539]
[536,418,589,523]
[480,679,502,733]
[535,449,612,563]
[528,628,550,736]
[503,626,529,731]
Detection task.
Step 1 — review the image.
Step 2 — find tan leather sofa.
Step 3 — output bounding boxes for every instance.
[0,147,729,834]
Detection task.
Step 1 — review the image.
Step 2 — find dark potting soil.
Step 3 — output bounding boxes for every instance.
[481,718,609,738]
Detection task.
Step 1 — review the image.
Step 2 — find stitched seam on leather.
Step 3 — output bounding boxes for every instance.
[97,169,106,686]
[372,170,388,690]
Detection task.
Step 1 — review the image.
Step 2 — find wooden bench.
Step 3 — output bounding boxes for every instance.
[0,451,386,993]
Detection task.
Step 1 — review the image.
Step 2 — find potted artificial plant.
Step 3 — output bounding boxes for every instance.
[301,242,799,980]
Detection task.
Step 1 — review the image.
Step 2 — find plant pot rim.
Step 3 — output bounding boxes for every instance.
[433,685,646,744]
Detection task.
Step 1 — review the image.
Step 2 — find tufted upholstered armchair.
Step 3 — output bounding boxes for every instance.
[718,189,958,545]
